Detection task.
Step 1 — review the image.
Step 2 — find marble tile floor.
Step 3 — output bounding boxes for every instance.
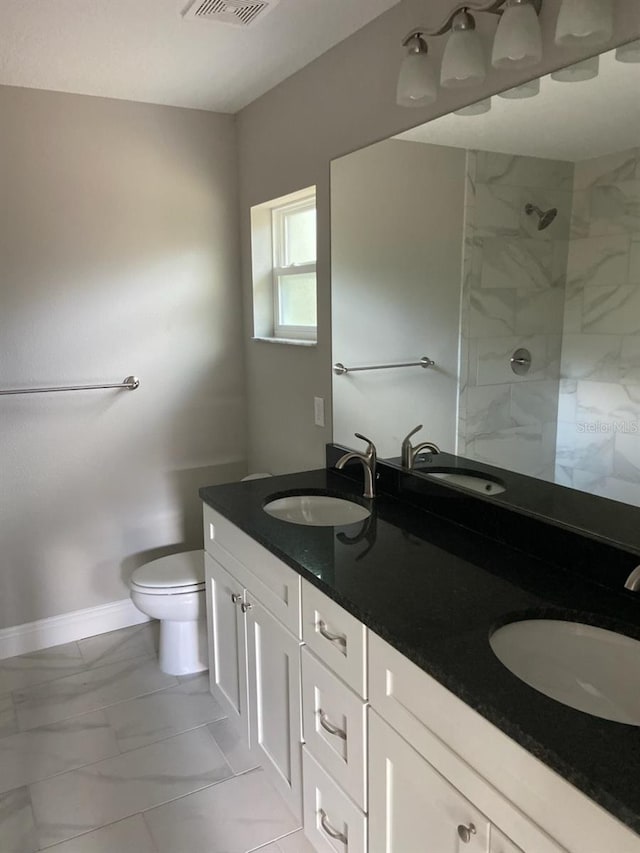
[0,623,313,852]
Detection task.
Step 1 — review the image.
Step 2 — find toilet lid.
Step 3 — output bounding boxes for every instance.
[131,550,205,590]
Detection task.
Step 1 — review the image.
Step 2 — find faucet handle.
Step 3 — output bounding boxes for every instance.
[402,424,423,446]
[354,433,377,462]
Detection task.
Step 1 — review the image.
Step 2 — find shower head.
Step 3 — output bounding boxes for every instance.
[525,203,558,231]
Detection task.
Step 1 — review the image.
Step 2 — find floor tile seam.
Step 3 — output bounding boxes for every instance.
[247,827,305,852]
[10,650,161,705]
[76,647,157,669]
[15,678,182,733]
[112,717,232,758]
[35,813,160,853]
[201,721,238,777]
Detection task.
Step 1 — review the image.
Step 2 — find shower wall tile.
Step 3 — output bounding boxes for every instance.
[573,148,639,190]
[582,285,640,335]
[560,333,622,381]
[567,235,629,289]
[467,426,545,477]
[469,288,516,336]
[613,433,640,483]
[475,335,547,385]
[590,181,640,237]
[465,385,513,435]
[561,283,584,333]
[480,238,554,291]
[511,381,560,427]
[557,379,577,423]
[570,190,591,239]
[555,422,614,476]
[475,185,522,238]
[475,151,573,190]
[575,380,640,426]
[515,288,565,336]
[620,336,640,384]
[629,240,640,284]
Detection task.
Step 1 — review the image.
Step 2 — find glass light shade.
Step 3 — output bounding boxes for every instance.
[616,39,640,63]
[396,49,438,107]
[555,0,613,47]
[441,27,486,88]
[498,77,541,98]
[551,55,599,81]
[492,0,543,69]
[454,98,492,116]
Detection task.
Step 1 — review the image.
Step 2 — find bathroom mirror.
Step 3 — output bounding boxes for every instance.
[331,45,640,526]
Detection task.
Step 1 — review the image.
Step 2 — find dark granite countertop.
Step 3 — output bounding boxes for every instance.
[200,466,640,837]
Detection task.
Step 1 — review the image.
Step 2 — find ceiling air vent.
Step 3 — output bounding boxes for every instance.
[182,0,280,28]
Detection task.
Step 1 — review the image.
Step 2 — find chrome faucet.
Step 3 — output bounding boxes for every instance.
[401,424,440,469]
[335,433,377,499]
[624,565,640,591]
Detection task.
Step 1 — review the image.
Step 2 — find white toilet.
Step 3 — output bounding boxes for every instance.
[129,549,207,676]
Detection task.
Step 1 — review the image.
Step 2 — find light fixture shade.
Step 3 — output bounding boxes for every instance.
[441,24,486,88]
[616,39,640,63]
[551,55,599,81]
[454,97,492,116]
[498,77,540,98]
[492,0,543,69]
[555,0,613,47]
[397,45,438,107]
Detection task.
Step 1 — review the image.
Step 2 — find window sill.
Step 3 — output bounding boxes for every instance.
[252,336,317,347]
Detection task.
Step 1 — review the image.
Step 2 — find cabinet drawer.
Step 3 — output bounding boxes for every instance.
[301,581,367,699]
[302,746,366,853]
[301,647,367,811]
[491,827,524,853]
[203,504,301,638]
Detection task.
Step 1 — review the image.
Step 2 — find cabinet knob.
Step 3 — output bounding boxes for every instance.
[457,823,476,843]
[241,601,253,613]
[231,593,242,605]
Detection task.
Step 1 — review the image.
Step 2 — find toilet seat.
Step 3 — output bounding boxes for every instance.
[130,550,205,596]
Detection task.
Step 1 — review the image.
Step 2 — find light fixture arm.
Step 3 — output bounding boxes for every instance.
[403,0,542,40]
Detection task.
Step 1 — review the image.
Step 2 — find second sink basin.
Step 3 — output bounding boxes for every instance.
[263,494,370,526]
[422,467,506,495]
[490,619,640,725]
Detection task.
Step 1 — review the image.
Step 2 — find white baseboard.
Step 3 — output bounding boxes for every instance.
[0,599,151,661]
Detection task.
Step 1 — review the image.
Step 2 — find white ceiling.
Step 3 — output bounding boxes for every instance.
[396,50,640,161]
[0,0,401,113]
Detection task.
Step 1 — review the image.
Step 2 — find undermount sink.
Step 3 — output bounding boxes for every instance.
[422,467,506,496]
[490,619,640,725]
[263,494,370,527]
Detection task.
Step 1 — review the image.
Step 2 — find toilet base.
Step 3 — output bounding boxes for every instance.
[158,618,208,676]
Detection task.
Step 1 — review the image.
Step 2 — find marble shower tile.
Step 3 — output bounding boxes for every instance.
[557,379,578,423]
[0,642,86,696]
[587,475,640,507]
[14,657,177,731]
[546,335,563,380]
[0,693,18,738]
[620,336,640,384]
[560,333,621,381]
[567,235,629,289]
[144,769,299,853]
[207,717,260,775]
[583,285,640,335]
[511,381,559,427]
[77,623,158,668]
[575,381,640,427]
[475,151,574,190]
[469,288,516,336]
[0,787,38,853]
[590,181,640,237]
[480,238,553,291]
[467,426,544,477]
[570,191,591,239]
[555,422,614,476]
[0,710,120,794]
[613,433,640,483]
[30,727,232,849]
[561,282,584,333]
[42,815,157,853]
[475,336,547,385]
[574,149,639,190]
[515,287,565,336]
[554,465,574,488]
[105,674,225,753]
[629,240,640,284]
[475,185,522,237]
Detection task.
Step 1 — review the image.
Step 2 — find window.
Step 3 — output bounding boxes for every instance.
[251,187,317,344]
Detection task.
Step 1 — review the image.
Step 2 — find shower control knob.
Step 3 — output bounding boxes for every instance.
[457,823,476,843]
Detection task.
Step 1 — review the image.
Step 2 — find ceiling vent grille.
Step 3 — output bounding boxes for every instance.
[182,0,280,27]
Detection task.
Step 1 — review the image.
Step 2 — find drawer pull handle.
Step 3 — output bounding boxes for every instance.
[457,823,476,843]
[231,593,242,605]
[318,620,347,648]
[319,710,347,740]
[241,601,253,613]
[319,808,348,845]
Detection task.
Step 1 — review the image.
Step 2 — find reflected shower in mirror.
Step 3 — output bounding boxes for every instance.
[331,46,640,509]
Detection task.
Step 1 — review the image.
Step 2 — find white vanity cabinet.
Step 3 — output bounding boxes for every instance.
[203,505,303,819]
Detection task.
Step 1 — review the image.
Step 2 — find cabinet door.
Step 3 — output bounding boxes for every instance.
[369,710,490,853]
[246,596,303,820]
[491,827,524,853]
[204,553,249,741]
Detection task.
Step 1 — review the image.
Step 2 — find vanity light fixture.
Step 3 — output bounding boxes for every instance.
[454,97,492,114]
[555,0,613,47]
[551,54,599,81]
[397,0,543,108]
[498,77,540,97]
[616,38,640,63]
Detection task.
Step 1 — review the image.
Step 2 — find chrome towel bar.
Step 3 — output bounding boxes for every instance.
[0,376,140,396]
[333,357,434,375]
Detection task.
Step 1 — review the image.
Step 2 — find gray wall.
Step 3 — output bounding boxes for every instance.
[236,0,640,474]
[0,87,246,628]
[332,140,465,458]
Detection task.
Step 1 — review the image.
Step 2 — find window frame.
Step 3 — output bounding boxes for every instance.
[270,193,317,341]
